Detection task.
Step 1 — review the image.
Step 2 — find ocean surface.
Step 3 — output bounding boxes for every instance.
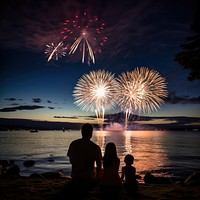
[0,130,199,183]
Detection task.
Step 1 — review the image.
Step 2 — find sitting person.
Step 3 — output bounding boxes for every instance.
[67,123,102,188]
[121,154,138,194]
[99,142,122,197]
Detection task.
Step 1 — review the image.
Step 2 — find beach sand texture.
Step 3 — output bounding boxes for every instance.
[0,176,200,200]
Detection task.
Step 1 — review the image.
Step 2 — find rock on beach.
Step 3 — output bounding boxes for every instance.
[0,175,200,200]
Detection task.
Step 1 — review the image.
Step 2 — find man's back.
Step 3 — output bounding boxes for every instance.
[67,137,102,181]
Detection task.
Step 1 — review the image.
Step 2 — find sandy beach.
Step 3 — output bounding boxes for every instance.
[0,175,200,200]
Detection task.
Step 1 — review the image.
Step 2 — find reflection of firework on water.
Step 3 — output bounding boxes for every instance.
[45,42,67,62]
[117,67,168,128]
[73,70,119,128]
[61,12,108,65]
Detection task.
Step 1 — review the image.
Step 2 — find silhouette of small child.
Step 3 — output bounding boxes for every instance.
[121,154,138,195]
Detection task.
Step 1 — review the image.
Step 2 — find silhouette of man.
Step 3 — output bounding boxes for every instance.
[67,123,102,186]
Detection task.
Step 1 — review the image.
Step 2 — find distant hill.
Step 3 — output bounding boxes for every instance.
[0,114,200,131]
[0,118,82,130]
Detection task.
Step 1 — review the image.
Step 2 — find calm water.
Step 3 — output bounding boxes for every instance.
[0,130,199,183]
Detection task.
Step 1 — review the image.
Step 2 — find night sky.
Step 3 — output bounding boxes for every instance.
[0,0,199,129]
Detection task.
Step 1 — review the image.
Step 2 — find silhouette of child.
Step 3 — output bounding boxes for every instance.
[100,142,122,197]
[121,154,138,195]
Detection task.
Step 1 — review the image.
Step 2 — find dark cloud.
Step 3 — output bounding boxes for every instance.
[32,98,42,103]
[10,103,20,106]
[0,0,94,51]
[139,115,200,124]
[54,116,78,119]
[102,0,197,60]
[48,107,55,109]
[53,115,96,120]
[47,100,52,103]
[84,117,95,120]
[0,0,196,63]
[0,105,45,112]
[166,92,200,104]
[166,116,200,124]
[4,98,23,101]
[4,98,16,101]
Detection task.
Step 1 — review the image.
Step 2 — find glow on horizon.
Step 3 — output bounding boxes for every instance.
[1,106,199,123]
[136,119,178,125]
[184,122,200,126]
[0,97,199,125]
[1,114,99,124]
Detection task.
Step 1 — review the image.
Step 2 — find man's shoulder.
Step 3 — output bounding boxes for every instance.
[70,138,101,151]
[71,139,99,147]
[88,140,101,148]
[69,138,82,146]
[72,138,82,142]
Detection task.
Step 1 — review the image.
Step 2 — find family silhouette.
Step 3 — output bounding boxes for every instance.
[67,123,139,197]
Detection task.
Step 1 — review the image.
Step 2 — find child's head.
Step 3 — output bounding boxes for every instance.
[124,154,134,165]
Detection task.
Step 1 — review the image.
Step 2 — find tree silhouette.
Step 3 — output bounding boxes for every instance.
[175,1,200,81]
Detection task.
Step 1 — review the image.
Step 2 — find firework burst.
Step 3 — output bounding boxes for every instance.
[73,70,119,128]
[61,12,108,65]
[117,67,168,128]
[45,42,67,62]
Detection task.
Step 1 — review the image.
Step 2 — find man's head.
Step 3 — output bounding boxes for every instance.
[81,123,93,139]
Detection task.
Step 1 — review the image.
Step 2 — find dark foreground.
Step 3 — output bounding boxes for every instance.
[0,176,200,200]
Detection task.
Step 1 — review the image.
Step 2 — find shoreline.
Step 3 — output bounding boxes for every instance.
[0,175,200,200]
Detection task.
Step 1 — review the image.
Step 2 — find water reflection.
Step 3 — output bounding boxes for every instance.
[124,131,132,154]
[96,131,106,154]
[1,130,199,180]
[95,130,170,179]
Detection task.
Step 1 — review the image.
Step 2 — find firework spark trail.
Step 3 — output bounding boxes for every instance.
[68,30,95,64]
[61,13,108,65]
[117,67,168,129]
[45,42,66,62]
[73,70,119,129]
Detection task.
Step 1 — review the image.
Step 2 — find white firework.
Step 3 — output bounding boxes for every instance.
[73,70,119,128]
[45,42,67,62]
[117,67,168,128]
